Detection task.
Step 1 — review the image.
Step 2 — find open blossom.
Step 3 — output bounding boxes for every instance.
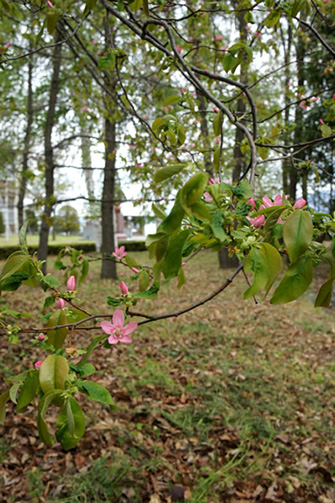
[293,198,306,210]
[101,310,137,344]
[262,194,285,208]
[246,215,265,228]
[113,245,127,259]
[120,281,128,295]
[204,191,213,202]
[35,360,43,370]
[56,298,65,309]
[66,276,76,291]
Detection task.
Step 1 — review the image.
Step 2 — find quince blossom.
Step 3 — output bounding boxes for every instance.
[101,310,137,344]
[246,215,265,228]
[113,245,127,259]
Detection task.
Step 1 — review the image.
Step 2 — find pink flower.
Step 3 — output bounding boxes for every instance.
[182,262,186,266]
[164,107,169,112]
[131,267,139,273]
[319,118,324,124]
[66,276,76,291]
[181,88,185,94]
[216,137,220,145]
[293,198,306,210]
[299,102,307,110]
[120,281,128,295]
[204,191,213,202]
[35,360,43,370]
[176,45,181,54]
[246,215,265,228]
[215,35,224,40]
[82,106,88,111]
[259,204,266,210]
[269,39,274,44]
[273,194,284,206]
[247,198,255,211]
[46,0,53,7]
[64,248,69,254]
[254,31,262,38]
[113,245,127,259]
[101,310,137,344]
[56,298,65,309]
[213,107,219,113]
[129,145,135,150]
[6,43,10,49]
[220,45,228,51]
[38,333,45,341]
[277,217,283,224]
[262,196,273,208]
[262,194,285,208]
[209,177,217,185]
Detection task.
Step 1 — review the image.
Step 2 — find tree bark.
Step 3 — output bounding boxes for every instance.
[281,23,292,195]
[38,29,62,273]
[18,46,33,229]
[100,12,117,279]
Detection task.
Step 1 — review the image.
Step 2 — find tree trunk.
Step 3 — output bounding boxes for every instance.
[218,7,248,269]
[18,46,33,229]
[290,30,305,201]
[281,23,292,195]
[100,12,117,279]
[81,123,94,199]
[38,29,62,273]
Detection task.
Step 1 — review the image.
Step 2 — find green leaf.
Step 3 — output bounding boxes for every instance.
[47,310,69,350]
[128,0,143,11]
[162,95,181,107]
[44,296,55,309]
[0,251,30,283]
[291,0,306,17]
[211,210,229,243]
[41,274,60,290]
[77,380,115,406]
[177,266,186,288]
[0,390,10,425]
[283,211,313,263]
[315,257,335,307]
[78,336,106,367]
[125,255,138,269]
[259,243,282,298]
[17,370,39,412]
[232,181,253,199]
[56,397,86,450]
[189,201,210,221]
[223,53,238,73]
[80,259,89,283]
[46,8,61,35]
[180,173,209,210]
[151,203,166,220]
[37,390,63,445]
[139,270,150,291]
[134,283,159,299]
[39,355,69,395]
[321,123,332,138]
[162,229,191,280]
[153,163,186,184]
[107,296,122,306]
[265,10,281,28]
[9,382,21,404]
[270,255,313,304]
[244,247,270,299]
[70,363,96,377]
[19,220,30,250]
[157,192,185,234]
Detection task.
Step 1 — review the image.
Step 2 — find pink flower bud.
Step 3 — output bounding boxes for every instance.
[246,215,265,228]
[204,192,213,202]
[38,333,45,341]
[182,262,186,266]
[120,281,128,295]
[215,35,224,40]
[82,106,88,112]
[46,0,53,7]
[209,177,217,185]
[277,217,283,224]
[216,137,220,145]
[131,267,139,273]
[333,93,335,101]
[56,298,65,309]
[64,248,69,254]
[176,45,181,54]
[293,198,306,210]
[66,276,76,291]
[319,118,324,124]
[213,107,219,113]
[181,88,185,94]
[35,360,43,370]
[247,198,255,211]
[6,43,10,49]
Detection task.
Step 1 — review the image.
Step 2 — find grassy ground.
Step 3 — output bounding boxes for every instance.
[1,250,335,502]
[0,234,90,247]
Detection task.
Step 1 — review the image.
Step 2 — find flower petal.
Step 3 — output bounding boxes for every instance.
[101,321,114,334]
[108,335,119,344]
[119,335,132,343]
[113,309,124,327]
[123,322,138,336]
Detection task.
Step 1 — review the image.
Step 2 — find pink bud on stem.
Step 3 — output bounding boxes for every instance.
[120,281,128,295]
[66,275,76,291]
[56,298,66,309]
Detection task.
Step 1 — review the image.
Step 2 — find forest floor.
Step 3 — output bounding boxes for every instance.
[1,250,335,503]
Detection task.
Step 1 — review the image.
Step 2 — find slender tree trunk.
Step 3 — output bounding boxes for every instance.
[18,46,33,229]
[281,23,292,195]
[38,30,62,273]
[219,7,247,269]
[81,123,94,199]
[101,12,117,279]
[290,31,305,201]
